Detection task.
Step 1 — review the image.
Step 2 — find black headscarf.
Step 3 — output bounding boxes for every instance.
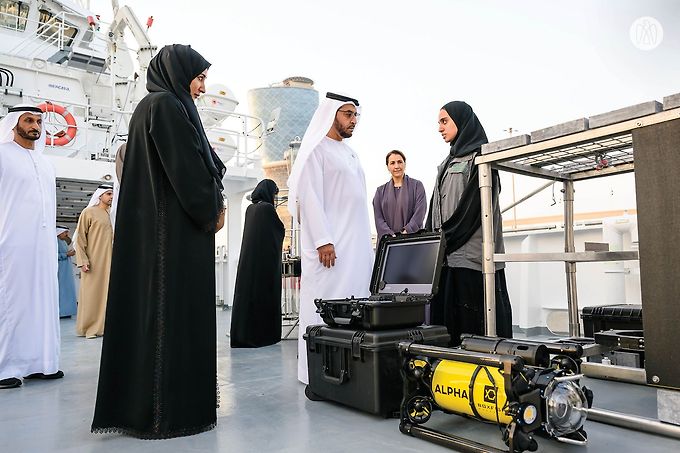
[147,44,226,189]
[442,101,488,158]
[426,101,499,255]
[251,179,278,205]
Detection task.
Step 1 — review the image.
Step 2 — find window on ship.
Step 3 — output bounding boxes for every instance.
[37,8,78,47]
[0,0,29,32]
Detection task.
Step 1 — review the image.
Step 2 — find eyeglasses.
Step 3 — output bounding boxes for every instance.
[337,109,361,118]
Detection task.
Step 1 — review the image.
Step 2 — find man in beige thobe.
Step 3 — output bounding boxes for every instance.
[75,184,114,338]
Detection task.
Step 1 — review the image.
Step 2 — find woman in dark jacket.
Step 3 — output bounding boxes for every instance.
[426,101,512,345]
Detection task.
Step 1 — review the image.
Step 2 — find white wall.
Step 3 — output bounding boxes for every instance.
[503,216,640,332]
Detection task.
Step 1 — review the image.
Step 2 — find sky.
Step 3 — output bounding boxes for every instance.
[90,0,680,225]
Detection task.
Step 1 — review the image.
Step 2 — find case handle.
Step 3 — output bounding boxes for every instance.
[321,369,348,385]
[322,302,362,326]
[321,345,350,385]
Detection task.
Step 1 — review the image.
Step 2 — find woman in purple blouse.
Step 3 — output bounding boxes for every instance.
[372,150,427,240]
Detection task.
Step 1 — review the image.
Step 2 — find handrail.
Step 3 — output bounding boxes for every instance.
[2,6,260,170]
[4,89,264,168]
[4,11,73,60]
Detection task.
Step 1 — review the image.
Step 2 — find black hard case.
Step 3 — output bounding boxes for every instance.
[315,232,444,330]
[581,304,643,337]
[305,324,450,417]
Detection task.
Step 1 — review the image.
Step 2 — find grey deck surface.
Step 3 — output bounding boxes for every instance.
[1,309,678,452]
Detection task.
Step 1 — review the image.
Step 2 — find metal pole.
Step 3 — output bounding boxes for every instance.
[587,407,680,440]
[501,180,554,214]
[479,163,496,336]
[563,180,581,337]
[404,424,508,453]
[400,342,523,370]
[282,262,289,315]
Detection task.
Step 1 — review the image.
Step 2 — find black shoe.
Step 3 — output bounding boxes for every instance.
[24,370,64,380]
[0,377,22,389]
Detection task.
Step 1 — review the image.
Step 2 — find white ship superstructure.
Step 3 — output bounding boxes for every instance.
[0,0,264,305]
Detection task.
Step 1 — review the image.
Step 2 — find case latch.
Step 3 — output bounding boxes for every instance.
[307,325,323,352]
[351,331,365,359]
[408,329,424,343]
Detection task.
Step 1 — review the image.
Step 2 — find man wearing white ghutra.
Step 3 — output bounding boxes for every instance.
[0,104,63,390]
[287,92,374,384]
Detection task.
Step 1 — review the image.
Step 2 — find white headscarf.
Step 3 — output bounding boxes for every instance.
[0,104,46,152]
[85,184,114,209]
[56,226,69,236]
[286,93,361,221]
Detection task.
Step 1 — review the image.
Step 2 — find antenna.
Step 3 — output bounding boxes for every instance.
[266,107,280,134]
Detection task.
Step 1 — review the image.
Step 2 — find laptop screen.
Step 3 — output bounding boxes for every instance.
[378,238,441,295]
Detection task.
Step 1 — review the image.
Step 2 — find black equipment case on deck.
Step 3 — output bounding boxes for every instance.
[305,324,450,417]
[315,232,445,330]
[581,304,643,337]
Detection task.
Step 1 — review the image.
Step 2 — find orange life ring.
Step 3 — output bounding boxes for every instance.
[37,102,77,146]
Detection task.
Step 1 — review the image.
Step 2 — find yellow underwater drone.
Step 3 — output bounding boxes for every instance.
[399,337,592,453]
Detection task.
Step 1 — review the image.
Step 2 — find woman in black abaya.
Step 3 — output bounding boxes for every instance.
[230,179,285,348]
[92,44,225,439]
[426,101,513,345]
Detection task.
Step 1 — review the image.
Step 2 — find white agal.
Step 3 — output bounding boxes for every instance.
[197,84,239,128]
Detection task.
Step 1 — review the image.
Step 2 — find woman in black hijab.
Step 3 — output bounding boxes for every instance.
[92,45,224,438]
[230,179,285,348]
[426,101,513,345]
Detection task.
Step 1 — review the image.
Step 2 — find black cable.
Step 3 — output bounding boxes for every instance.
[0,68,13,87]
[247,122,262,135]
[467,364,506,433]
[7,67,14,86]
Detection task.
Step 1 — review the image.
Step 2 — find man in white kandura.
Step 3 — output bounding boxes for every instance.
[288,92,374,384]
[0,104,62,390]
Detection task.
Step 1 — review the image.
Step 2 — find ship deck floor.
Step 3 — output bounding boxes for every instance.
[1,309,678,453]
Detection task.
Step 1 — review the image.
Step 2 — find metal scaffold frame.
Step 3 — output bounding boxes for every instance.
[476,107,680,338]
